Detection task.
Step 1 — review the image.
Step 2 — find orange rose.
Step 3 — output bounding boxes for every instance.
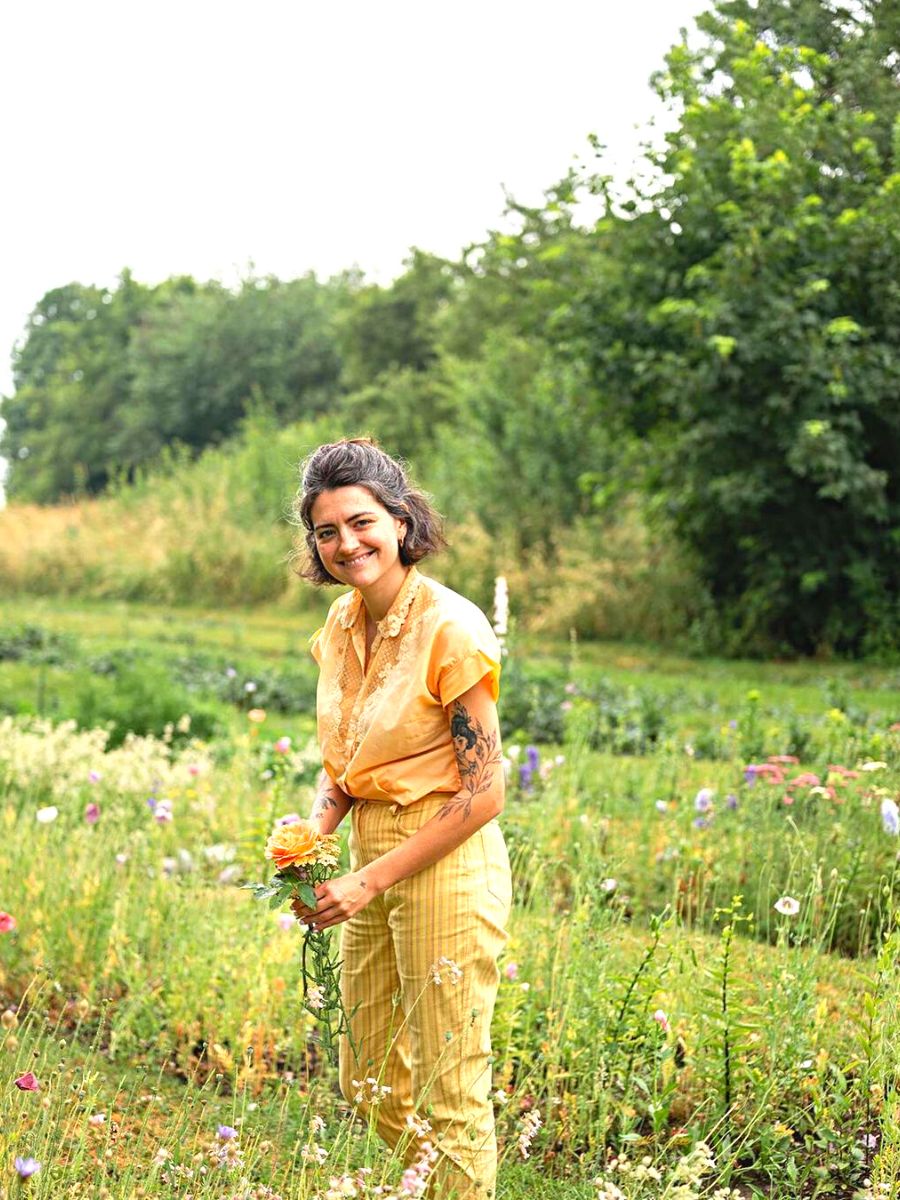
[265,821,321,871]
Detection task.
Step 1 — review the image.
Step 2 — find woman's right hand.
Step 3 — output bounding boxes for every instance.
[291,897,316,924]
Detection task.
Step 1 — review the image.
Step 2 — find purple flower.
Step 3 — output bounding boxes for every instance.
[744,765,758,786]
[88,770,101,783]
[146,797,158,811]
[519,764,534,792]
[217,1124,238,1141]
[15,1157,41,1179]
[693,817,710,830]
[726,793,738,810]
[525,745,540,771]
[881,798,899,836]
[694,788,714,812]
[728,719,738,730]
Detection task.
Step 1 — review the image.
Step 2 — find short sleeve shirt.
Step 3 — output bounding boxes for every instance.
[309,566,501,805]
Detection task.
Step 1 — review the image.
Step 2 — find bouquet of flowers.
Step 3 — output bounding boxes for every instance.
[245,819,356,1065]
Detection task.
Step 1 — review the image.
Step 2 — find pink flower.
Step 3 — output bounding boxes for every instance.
[14,1072,40,1092]
[652,1009,670,1033]
[84,802,101,825]
[88,1113,106,1126]
[88,770,101,783]
[277,913,295,931]
[504,962,519,981]
[187,765,200,777]
[0,912,16,933]
[789,773,821,788]
[782,794,795,805]
[274,736,292,754]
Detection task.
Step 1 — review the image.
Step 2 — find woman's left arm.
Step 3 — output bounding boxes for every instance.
[305,676,504,930]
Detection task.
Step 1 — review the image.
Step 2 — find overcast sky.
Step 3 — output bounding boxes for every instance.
[1,0,706,471]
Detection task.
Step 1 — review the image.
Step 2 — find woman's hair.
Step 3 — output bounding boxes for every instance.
[293,437,446,584]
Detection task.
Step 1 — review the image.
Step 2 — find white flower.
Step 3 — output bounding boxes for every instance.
[600,878,617,893]
[492,575,509,638]
[306,984,325,1010]
[517,1108,542,1159]
[861,761,888,771]
[429,957,463,986]
[774,895,800,916]
[36,805,59,823]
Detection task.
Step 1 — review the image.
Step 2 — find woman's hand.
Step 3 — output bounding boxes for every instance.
[296,871,375,931]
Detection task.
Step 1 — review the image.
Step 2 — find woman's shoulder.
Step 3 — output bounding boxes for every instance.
[418,575,497,645]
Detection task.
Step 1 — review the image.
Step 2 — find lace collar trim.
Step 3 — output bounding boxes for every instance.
[336,567,421,638]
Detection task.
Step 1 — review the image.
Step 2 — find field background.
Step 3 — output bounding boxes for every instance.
[2,0,899,1195]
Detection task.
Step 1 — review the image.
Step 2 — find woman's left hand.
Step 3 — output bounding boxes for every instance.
[303,871,375,930]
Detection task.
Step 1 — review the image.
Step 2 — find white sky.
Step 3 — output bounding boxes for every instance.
[0,0,706,492]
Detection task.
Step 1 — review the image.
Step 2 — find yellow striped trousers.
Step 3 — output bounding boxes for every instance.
[339,793,512,1198]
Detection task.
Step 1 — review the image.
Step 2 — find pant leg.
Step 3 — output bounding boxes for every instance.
[339,802,415,1146]
[387,808,512,1199]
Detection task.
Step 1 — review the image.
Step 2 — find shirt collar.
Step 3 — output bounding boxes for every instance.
[337,567,421,638]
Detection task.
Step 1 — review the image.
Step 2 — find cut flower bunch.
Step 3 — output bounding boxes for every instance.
[245,819,355,1064]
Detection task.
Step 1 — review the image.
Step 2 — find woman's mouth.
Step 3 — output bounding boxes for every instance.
[340,550,375,568]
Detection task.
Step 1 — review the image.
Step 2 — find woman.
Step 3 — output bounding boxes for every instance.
[293,437,511,1199]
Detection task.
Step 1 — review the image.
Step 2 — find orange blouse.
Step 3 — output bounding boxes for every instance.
[309,567,501,805]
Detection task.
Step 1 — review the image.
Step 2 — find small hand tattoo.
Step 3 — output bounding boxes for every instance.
[441,702,501,821]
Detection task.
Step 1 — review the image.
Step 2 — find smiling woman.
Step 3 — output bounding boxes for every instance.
[290,437,510,1199]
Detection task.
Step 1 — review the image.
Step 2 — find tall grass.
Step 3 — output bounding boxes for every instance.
[0,413,701,640]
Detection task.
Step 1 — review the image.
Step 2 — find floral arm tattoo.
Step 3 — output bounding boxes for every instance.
[311,780,341,822]
[440,701,502,821]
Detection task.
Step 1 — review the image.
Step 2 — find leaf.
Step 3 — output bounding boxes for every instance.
[297,882,317,910]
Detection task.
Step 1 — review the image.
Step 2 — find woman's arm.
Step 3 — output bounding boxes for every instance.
[308,768,354,835]
[305,676,504,930]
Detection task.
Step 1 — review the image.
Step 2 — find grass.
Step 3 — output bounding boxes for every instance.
[1,597,900,1197]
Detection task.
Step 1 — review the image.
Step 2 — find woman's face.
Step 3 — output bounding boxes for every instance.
[311,485,407,602]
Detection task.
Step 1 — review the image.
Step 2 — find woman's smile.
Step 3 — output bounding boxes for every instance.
[340,550,376,568]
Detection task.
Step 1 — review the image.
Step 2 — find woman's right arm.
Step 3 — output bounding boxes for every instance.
[308,769,354,835]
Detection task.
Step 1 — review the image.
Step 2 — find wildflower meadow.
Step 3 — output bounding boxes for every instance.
[1,597,899,1199]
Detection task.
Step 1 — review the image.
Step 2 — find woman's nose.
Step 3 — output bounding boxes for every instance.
[338,526,360,554]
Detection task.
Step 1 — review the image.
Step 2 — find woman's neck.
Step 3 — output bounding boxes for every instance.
[360,563,411,623]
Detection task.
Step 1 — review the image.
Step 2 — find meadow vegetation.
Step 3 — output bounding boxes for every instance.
[1,602,899,1198]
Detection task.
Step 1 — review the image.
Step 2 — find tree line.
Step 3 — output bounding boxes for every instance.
[2,0,898,656]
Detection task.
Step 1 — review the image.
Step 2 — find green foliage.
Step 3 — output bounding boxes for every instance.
[575,3,900,655]
[1,272,346,501]
[2,0,898,657]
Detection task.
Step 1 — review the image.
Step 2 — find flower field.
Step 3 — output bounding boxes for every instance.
[1,600,900,1198]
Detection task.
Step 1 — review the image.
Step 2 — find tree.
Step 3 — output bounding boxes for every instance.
[1,271,166,500]
[577,1,900,654]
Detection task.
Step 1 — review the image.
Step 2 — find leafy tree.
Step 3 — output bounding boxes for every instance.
[1,271,169,500]
[578,2,900,654]
[337,250,455,392]
[121,274,345,467]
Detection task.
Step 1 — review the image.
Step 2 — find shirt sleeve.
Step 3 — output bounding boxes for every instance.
[309,626,325,665]
[429,609,502,708]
